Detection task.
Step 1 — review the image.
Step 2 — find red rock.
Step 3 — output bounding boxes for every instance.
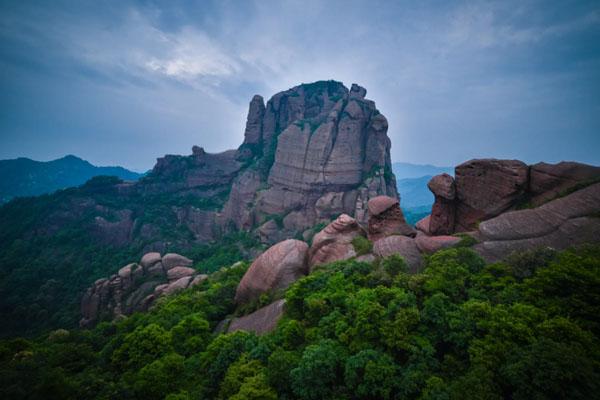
[367,195,415,241]
[161,253,193,270]
[167,266,196,281]
[429,198,456,235]
[415,232,461,254]
[415,215,431,234]
[228,299,286,335]
[309,214,366,269]
[368,196,399,217]
[427,174,455,200]
[529,161,600,206]
[235,239,309,304]
[373,235,422,273]
[140,252,161,268]
[454,159,529,231]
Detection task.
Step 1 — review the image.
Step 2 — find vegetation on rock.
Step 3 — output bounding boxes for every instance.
[1,245,599,399]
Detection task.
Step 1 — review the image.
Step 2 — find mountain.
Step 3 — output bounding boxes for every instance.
[0,155,143,203]
[397,175,435,208]
[0,80,397,336]
[392,162,453,180]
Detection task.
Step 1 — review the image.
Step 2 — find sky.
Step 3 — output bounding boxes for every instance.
[1,0,599,172]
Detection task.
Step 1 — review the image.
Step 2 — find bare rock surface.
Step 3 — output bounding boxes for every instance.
[235,239,309,304]
[415,215,431,235]
[474,183,600,261]
[167,266,196,281]
[80,252,204,328]
[454,159,529,231]
[309,214,366,269]
[140,252,161,268]
[228,299,286,335]
[367,196,415,241]
[373,235,422,273]
[428,173,456,200]
[162,253,193,270]
[529,161,600,206]
[415,232,461,254]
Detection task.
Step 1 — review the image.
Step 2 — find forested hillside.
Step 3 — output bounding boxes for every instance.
[2,246,598,400]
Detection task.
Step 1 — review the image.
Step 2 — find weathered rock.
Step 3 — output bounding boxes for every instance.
[140,252,161,269]
[236,239,309,304]
[228,299,286,335]
[428,173,456,200]
[257,219,285,244]
[162,276,193,296]
[454,159,529,231]
[167,266,196,281]
[309,214,366,268]
[80,253,202,327]
[373,235,422,273]
[415,215,431,235]
[529,161,600,206]
[474,183,600,262]
[429,197,456,235]
[161,253,193,270]
[415,232,461,254]
[146,262,165,277]
[367,196,415,241]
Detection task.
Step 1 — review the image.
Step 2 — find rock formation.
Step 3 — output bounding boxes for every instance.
[367,195,415,241]
[227,300,286,335]
[80,252,205,327]
[424,159,600,235]
[235,239,309,304]
[309,214,366,269]
[372,235,423,273]
[473,182,600,262]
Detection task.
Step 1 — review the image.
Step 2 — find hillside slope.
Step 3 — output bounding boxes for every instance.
[0,155,143,203]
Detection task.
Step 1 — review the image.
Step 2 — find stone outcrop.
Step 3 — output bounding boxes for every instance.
[16,81,399,258]
[528,161,600,206]
[230,81,398,240]
[309,214,366,269]
[235,239,309,304]
[473,182,600,262]
[80,252,204,328]
[367,195,415,241]
[227,299,286,335]
[415,232,461,254]
[372,235,422,273]
[454,159,529,232]
[428,174,456,235]
[423,159,600,235]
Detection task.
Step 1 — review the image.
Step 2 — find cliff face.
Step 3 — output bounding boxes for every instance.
[12,81,397,251]
[221,81,397,241]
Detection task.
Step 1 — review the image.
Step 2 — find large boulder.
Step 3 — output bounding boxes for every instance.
[474,182,600,262]
[373,235,422,273]
[228,299,286,335]
[309,214,366,269]
[454,159,529,231]
[161,253,193,270]
[427,174,456,235]
[415,232,461,254]
[529,161,600,206]
[235,239,309,304]
[140,252,161,268]
[167,266,196,281]
[367,196,415,241]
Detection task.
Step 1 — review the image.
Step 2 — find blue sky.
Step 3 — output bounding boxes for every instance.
[1,0,599,171]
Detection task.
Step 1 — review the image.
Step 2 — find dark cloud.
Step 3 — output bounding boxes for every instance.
[1,0,599,171]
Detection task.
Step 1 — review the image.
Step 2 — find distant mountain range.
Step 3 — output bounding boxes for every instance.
[0,155,143,203]
[392,162,453,180]
[392,162,454,223]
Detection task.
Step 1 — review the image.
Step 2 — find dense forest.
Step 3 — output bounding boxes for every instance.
[1,245,598,399]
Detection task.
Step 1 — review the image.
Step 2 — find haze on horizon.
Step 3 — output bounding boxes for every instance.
[1,0,599,172]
